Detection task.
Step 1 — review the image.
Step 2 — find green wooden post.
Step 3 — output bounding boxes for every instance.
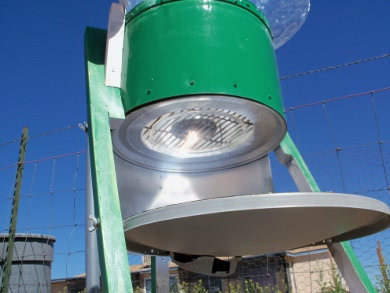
[85,27,133,293]
[279,133,376,293]
[0,127,28,293]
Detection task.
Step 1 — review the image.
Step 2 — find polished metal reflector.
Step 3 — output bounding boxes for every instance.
[111,96,286,172]
[141,109,254,158]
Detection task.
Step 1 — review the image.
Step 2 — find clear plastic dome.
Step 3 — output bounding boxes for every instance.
[120,0,143,13]
[120,0,310,49]
[253,0,310,48]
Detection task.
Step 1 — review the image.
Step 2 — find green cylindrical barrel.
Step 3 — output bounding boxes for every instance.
[121,0,285,118]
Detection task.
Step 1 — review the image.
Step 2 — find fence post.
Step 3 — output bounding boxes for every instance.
[1,127,28,293]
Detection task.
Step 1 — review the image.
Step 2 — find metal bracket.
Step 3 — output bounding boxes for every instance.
[88,215,100,232]
[79,122,88,132]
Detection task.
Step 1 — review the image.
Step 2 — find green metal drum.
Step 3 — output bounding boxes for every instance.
[120,0,285,119]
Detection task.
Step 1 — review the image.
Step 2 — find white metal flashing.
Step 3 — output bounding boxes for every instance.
[105,3,125,88]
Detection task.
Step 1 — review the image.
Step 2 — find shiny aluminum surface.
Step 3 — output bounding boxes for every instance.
[111,96,286,172]
[123,192,390,256]
[114,151,274,221]
[141,108,254,158]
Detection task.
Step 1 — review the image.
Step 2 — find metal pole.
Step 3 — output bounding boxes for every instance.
[86,139,101,293]
[1,127,28,293]
[275,133,376,293]
[151,256,157,293]
[151,256,170,293]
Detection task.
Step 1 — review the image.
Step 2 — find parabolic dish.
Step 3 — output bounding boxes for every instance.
[121,0,310,49]
[124,192,390,256]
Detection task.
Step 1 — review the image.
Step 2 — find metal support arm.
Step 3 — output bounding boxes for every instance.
[275,133,376,293]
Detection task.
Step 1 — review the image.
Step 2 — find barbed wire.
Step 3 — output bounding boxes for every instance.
[0,53,388,151]
[0,150,86,171]
[285,86,390,111]
[299,140,390,158]
[1,224,86,232]
[0,52,388,149]
[280,53,390,80]
[0,124,81,148]
[0,87,388,152]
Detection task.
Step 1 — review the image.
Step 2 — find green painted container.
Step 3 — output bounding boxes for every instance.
[120,0,285,118]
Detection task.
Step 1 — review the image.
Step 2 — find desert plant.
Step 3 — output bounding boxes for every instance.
[376,240,390,292]
[57,287,86,293]
[239,279,285,293]
[193,279,208,293]
[377,267,390,293]
[228,282,242,293]
[316,261,348,293]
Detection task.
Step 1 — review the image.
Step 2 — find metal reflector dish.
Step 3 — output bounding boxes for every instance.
[141,108,254,158]
[123,193,390,256]
[112,96,286,172]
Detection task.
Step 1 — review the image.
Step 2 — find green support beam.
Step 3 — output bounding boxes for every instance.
[278,133,376,293]
[85,27,133,293]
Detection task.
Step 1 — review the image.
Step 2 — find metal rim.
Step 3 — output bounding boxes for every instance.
[126,0,271,36]
[123,192,390,256]
[112,95,286,172]
[0,233,56,241]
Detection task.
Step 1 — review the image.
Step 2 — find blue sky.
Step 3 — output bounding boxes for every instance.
[1,0,389,139]
[1,0,390,284]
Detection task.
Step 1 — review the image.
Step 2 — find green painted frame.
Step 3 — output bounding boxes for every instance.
[85,26,133,293]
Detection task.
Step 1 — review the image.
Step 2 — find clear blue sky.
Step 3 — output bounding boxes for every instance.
[1,0,390,283]
[276,1,390,107]
[1,0,389,139]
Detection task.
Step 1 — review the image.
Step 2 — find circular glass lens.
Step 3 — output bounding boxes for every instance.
[112,96,286,172]
[141,109,254,158]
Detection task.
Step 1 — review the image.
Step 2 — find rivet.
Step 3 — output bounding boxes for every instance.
[190,80,195,85]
